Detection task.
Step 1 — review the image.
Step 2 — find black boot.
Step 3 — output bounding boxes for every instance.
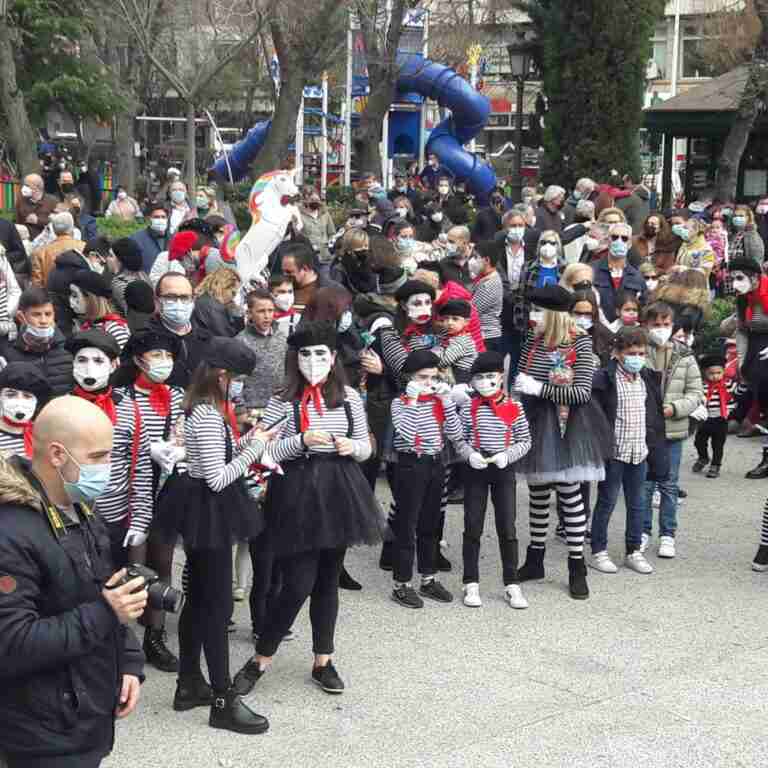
[517,545,545,582]
[143,627,179,673]
[209,688,269,735]
[706,464,720,479]
[746,448,768,479]
[568,556,590,600]
[379,541,393,571]
[752,544,768,572]
[339,567,362,591]
[173,672,214,711]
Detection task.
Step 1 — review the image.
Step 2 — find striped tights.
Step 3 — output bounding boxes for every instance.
[528,482,586,557]
[761,498,768,546]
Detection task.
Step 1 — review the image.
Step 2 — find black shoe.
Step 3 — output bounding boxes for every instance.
[447,488,464,504]
[677,488,688,499]
[518,545,546,582]
[209,689,269,735]
[692,459,708,473]
[143,627,179,673]
[436,550,452,572]
[379,541,393,571]
[232,658,266,696]
[746,449,768,479]
[339,567,362,591]
[173,672,214,712]
[752,545,768,572]
[311,661,345,694]
[568,556,590,600]
[706,464,720,478]
[391,583,424,609]
[419,578,453,603]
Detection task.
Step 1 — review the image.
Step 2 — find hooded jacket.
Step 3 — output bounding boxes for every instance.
[0,456,143,760]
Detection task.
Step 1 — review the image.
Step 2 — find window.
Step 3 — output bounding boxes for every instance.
[680,21,725,79]
[650,21,667,79]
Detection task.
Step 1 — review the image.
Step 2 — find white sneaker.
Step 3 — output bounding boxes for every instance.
[463,582,482,607]
[590,551,618,573]
[652,491,661,509]
[505,584,529,609]
[233,586,246,601]
[658,536,676,558]
[625,551,654,574]
[640,533,650,553]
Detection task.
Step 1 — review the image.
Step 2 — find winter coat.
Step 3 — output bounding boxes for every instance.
[616,186,651,235]
[730,228,765,266]
[47,248,91,336]
[471,207,502,243]
[0,218,30,278]
[676,232,716,276]
[0,455,143,761]
[593,259,647,323]
[14,193,58,239]
[191,293,242,338]
[0,329,74,396]
[534,202,563,234]
[592,360,670,481]
[130,227,168,274]
[646,339,703,441]
[237,324,288,410]
[31,235,85,288]
[299,208,337,264]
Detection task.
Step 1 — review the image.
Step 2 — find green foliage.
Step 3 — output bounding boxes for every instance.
[325,186,357,207]
[699,297,736,351]
[96,217,145,239]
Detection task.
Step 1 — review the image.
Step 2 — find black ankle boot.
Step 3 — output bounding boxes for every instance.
[568,556,589,600]
[746,448,768,479]
[518,545,545,582]
[173,672,214,711]
[143,627,179,673]
[339,567,362,591]
[209,688,269,734]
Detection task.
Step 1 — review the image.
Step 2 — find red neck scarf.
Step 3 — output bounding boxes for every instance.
[403,322,430,338]
[300,385,324,432]
[74,386,117,424]
[470,394,520,448]
[274,308,297,319]
[409,394,445,453]
[82,314,128,330]
[746,275,768,321]
[219,401,240,438]
[135,374,171,417]
[472,268,496,286]
[1,418,33,457]
[706,380,730,418]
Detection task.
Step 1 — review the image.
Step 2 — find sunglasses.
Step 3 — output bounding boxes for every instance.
[573,280,592,291]
[610,234,630,242]
[540,240,558,247]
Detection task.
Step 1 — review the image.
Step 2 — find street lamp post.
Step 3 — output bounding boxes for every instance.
[507,41,532,205]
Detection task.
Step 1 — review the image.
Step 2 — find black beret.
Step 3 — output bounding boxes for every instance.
[84,236,111,258]
[728,258,761,276]
[124,280,156,314]
[471,351,505,375]
[123,329,179,359]
[395,279,436,302]
[112,238,143,272]
[71,269,113,299]
[437,299,471,319]
[526,284,575,312]
[698,352,726,370]
[402,349,440,374]
[288,320,338,351]
[177,217,215,240]
[65,328,121,360]
[202,337,256,375]
[0,362,52,402]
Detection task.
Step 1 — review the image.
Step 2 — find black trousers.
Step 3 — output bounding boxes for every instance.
[178,547,233,691]
[392,453,445,583]
[248,531,283,635]
[3,749,106,768]
[694,417,728,465]
[462,464,519,585]
[256,547,345,658]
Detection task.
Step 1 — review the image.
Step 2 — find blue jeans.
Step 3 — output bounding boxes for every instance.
[591,459,648,554]
[643,438,683,538]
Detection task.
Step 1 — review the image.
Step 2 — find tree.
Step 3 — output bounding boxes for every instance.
[514,0,665,187]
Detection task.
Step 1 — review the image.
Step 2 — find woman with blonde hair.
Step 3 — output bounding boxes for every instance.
[191,266,243,337]
[597,207,627,226]
[512,285,612,600]
[69,269,131,349]
[333,227,377,295]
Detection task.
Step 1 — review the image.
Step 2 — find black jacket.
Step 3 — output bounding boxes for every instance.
[0,456,143,760]
[471,206,502,243]
[0,218,29,278]
[592,361,670,482]
[593,259,647,323]
[47,248,90,336]
[191,294,242,338]
[0,329,74,396]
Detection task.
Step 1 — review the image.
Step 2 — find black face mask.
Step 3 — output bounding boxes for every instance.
[61,183,74,193]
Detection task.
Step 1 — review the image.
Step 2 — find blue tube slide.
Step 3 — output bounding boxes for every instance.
[211,120,271,181]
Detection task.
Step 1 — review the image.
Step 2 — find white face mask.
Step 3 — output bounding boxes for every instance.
[69,286,87,316]
[646,279,658,292]
[117,191,127,200]
[574,316,593,331]
[396,207,408,218]
[468,257,484,279]
[539,243,558,263]
[430,211,443,223]
[585,237,600,252]
[73,349,113,391]
[143,359,174,383]
[732,276,752,295]
[2,395,36,424]
[273,292,294,312]
[298,345,333,385]
[649,327,672,347]
[21,185,33,199]
[406,294,432,324]
[472,373,502,398]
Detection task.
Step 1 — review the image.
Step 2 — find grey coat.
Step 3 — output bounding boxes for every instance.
[237,324,288,409]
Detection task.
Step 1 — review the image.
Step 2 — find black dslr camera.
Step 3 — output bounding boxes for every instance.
[115,564,184,614]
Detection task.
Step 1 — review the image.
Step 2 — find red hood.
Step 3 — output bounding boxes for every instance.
[435,281,486,354]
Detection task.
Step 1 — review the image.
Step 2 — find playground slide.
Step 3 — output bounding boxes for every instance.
[211,120,272,182]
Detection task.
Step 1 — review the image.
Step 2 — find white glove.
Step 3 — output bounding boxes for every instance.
[259,450,284,476]
[690,404,709,422]
[759,345,768,361]
[469,452,488,470]
[514,373,544,397]
[491,452,510,469]
[433,380,451,397]
[123,530,148,548]
[451,383,472,408]
[405,381,422,399]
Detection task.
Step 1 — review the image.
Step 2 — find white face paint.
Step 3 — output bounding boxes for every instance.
[406,293,432,324]
[69,284,87,316]
[731,272,753,295]
[1,389,37,424]
[529,309,545,334]
[298,344,334,385]
[73,347,114,391]
[472,372,502,398]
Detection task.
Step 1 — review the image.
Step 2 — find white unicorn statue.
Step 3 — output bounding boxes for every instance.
[235,170,302,288]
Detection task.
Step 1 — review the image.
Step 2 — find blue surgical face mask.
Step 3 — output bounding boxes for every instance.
[24,323,55,343]
[609,239,629,258]
[573,190,582,201]
[732,215,747,229]
[59,446,112,504]
[160,299,194,328]
[228,379,244,400]
[621,355,645,374]
[150,218,168,234]
[398,237,415,252]
[507,227,525,243]
[671,224,690,241]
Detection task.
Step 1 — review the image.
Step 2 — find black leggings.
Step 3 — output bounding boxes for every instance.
[248,532,283,635]
[694,417,728,466]
[178,547,233,691]
[256,548,345,658]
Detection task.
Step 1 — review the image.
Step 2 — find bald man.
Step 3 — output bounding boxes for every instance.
[15,173,58,240]
[0,396,146,768]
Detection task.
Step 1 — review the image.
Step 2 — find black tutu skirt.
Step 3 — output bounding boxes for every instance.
[265,454,387,557]
[515,396,613,485]
[154,471,264,550]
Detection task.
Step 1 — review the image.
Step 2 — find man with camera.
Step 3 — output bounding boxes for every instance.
[0,396,146,768]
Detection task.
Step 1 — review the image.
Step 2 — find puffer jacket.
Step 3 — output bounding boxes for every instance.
[646,339,703,440]
[0,328,74,396]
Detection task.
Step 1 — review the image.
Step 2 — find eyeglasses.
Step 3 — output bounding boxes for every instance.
[610,234,630,242]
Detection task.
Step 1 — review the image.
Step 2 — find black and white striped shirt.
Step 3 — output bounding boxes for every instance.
[471,271,503,340]
[436,332,477,376]
[704,379,736,419]
[0,430,25,458]
[380,325,437,377]
[391,396,465,456]
[185,403,265,493]
[262,387,371,464]
[459,394,532,463]
[520,330,595,405]
[79,318,131,351]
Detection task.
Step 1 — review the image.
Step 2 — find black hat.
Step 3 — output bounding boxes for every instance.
[698,351,726,370]
[123,329,179,359]
[124,280,156,314]
[112,238,143,272]
[0,362,52,402]
[471,351,505,375]
[65,328,121,360]
[177,217,215,240]
[202,337,256,375]
[84,236,111,258]
[728,258,761,276]
[437,299,471,319]
[395,279,436,303]
[71,269,113,299]
[526,285,574,312]
[402,349,440,375]
[287,320,338,351]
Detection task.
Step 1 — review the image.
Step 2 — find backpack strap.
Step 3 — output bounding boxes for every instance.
[124,399,142,529]
[343,399,353,438]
